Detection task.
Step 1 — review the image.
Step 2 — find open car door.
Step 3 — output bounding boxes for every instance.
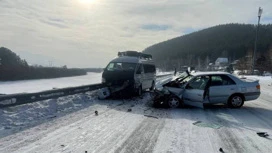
[182,75,210,108]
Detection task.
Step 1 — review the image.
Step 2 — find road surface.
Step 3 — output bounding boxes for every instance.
[0,77,272,153]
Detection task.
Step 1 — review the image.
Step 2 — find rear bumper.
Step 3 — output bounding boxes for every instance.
[244,92,261,101]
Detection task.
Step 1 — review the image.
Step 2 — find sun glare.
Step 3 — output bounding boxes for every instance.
[78,0,95,4]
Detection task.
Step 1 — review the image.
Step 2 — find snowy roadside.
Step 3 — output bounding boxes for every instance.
[0,72,102,94]
[1,90,272,153]
[0,91,98,138]
[241,75,272,96]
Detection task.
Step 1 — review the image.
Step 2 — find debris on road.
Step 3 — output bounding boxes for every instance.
[95,111,98,116]
[144,115,158,119]
[257,132,269,137]
[127,108,132,112]
[60,144,65,147]
[192,121,222,129]
[97,87,110,100]
[4,126,11,130]
[48,115,57,119]
[219,148,224,152]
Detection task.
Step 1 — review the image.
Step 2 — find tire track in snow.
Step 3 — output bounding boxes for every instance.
[0,101,123,153]
[204,106,271,153]
[114,112,166,153]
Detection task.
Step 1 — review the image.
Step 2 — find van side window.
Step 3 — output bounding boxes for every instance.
[143,64,156,73]
[136,64,142,74]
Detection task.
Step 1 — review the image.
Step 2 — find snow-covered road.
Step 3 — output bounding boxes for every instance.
[0,76,272,153]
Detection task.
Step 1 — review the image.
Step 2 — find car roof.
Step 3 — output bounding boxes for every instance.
[192,71,230,76]
[110,56,154,64]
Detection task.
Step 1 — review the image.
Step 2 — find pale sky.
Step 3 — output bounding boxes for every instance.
[0,0,271,68]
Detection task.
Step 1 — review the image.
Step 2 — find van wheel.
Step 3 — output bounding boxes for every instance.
[150,81,155,91]
[136,85,142,96]
[228,94,244,108]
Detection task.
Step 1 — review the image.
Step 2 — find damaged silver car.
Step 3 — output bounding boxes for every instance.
[153,71,261,108]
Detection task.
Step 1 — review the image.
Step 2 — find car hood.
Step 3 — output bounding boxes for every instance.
[155,71,190,90]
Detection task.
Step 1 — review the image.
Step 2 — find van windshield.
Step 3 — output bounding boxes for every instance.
[106,62,136,71]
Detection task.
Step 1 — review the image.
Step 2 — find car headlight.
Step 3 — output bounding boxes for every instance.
[102,77,106,83]
[162,88,170,94]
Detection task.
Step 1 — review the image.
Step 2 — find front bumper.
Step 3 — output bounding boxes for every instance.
[105,80,134,94]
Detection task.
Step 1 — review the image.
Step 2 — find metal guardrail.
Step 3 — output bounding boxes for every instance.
[0,83,105,108]
[0,74,173,108]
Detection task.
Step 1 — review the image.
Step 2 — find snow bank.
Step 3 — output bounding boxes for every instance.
[0,91,98,138]
[156,71,174,76]
[0,72,102,94]
[241,75,272,96]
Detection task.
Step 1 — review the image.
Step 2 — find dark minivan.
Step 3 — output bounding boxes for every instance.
[102,51,156,96]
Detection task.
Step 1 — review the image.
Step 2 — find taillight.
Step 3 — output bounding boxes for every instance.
[256,85,260,89]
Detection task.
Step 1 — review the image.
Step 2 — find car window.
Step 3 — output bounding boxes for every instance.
[211,75,236,86]
[187,76,209,90]
[136,64,143,74]
[106,63,115,71]
[106,62,136,71]
[143,64,155,73]
[221,75,236,85]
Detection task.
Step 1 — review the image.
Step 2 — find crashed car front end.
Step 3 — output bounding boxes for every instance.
[153,71,190,107]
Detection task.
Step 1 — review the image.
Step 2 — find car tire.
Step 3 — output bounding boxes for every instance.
[149,81,155,91]
[167,95,181,108]
[153,101,161,108]
[228,94,244,108]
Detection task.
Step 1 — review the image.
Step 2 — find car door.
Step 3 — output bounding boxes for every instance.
[183,75,210,108]
[209,75,237,103]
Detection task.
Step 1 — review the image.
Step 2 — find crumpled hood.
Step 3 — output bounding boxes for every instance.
[155,75,175,90]
[155,71,190,90]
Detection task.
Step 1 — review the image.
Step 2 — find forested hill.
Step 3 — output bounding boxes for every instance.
[0,47,86,81]
[143,24,272,70]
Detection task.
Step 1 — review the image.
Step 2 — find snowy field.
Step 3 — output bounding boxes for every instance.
[0,74,272,153]
[243,75,272,96]
[0,72,172,95]
[0,72,102,94]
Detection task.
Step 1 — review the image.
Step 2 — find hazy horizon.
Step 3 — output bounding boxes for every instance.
[1,0,272,68]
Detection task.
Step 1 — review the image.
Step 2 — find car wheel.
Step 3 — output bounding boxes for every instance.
[167,95,180,108]
[228,94,244,108]
[150,81,155,91]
